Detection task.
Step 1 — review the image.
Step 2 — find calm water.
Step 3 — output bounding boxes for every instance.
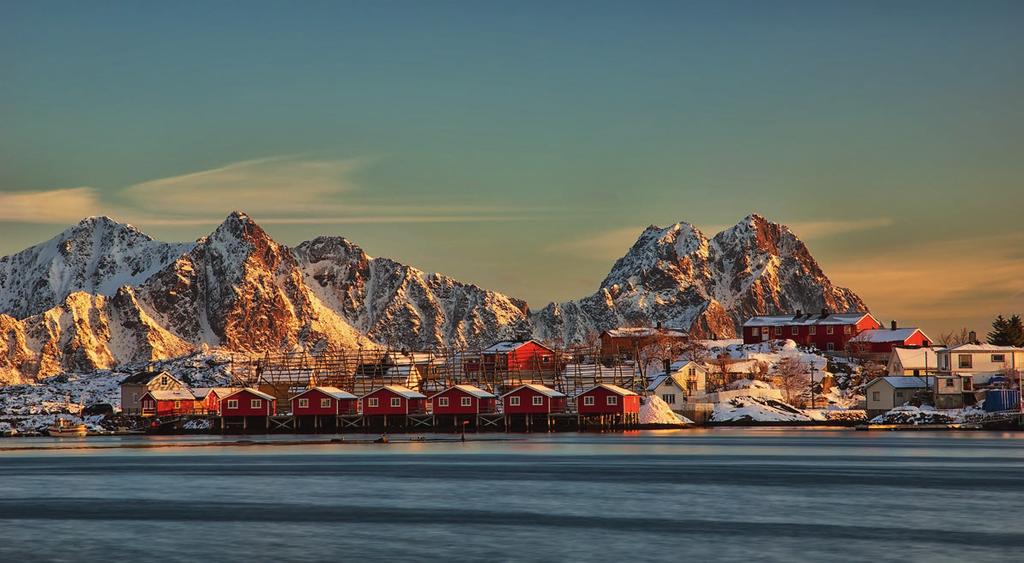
[1,429,1022,562]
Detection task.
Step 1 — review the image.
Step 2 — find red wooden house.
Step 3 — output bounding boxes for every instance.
[849,325,932,357]
[192,387,239,415]
[430,385,497,415]
[360,385,428,416]
[576,384,640,416]
[139,389,197,417]
[290,386,358,416]
[467,340,560,375]
[742,310,882,352]
[501,384,567,414]
[221,388,277,417]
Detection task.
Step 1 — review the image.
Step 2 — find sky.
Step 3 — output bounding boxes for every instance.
[1,0,1022,338]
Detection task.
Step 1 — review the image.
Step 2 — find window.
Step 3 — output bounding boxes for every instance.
[809,326,816,335]
[912,369,920,376]
[132,392,138,402]
[251,399,262,409]
[584,395,595,406]
[662,393,676,405]
[871,391,880,401]
[160,376,168,386]
[174,400,181,409]
[751,327,760,336]
[390,397,402,408]
[895,391,905,399]
[844,326,852,335]
[688,367,697,376]
[774,327,782,336]
[227,399,238,409]
[944,378,955,388]
[541,356,551,364]
[606,395,618,406]
[298,398,309,408]
[827,342,835,352]
[992,354,1006,363]
[791,327,798,335]
[826,326,834,335]
[963,378,974,391]
[532,396,544,406]
[509,396,520,406]
[438,397,449,407]
[321,398,332,408]
[461,396,472,407]
[368,397,379,408]
[958,354,973,369]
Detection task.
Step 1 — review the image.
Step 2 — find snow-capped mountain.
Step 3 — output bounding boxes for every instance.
[532,214,866,344]
[0,216,193,319]
[0,212,865,384]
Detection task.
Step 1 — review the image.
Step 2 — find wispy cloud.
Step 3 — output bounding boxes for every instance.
[0,187,104,223]
[545,226,646,259]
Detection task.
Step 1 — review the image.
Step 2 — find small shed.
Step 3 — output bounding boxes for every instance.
[361,385,428,416]
[291,386,358,416]
[501,384,567,414]
[139,389,197,417]
[576,384,640,416]
[430,385,497,415]
[865,376,934,418]
[221,388,277,417]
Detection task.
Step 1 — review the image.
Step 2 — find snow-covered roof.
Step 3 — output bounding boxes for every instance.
[942,344,1024,353]
[121,370,179,385]
[602,327,688,338]
[501,383,566,398]
[583,383,638,396]
[145,389,196,401]
[368,385,427,399]
[742,312,875,327]
[292,386,357,400]
[432,384,495,399]
[891,347,939,370]
[483,340,550,353]
[224,387,276,401]
[852,328,926,343]
[867,376,935,389]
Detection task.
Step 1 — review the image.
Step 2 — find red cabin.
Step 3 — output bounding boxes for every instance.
[192,387,238,415]
[290,386,358,416]
[360,386,427,416]
[221,388,277,417]
[430,385,497,415]
[849,327,932,356]
[742,311,881,352]
[139,389,197,417]
[576,384,640,415]
[467,340,559,375]
[501,384,567,415]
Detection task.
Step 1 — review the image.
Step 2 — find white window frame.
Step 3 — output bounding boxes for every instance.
[173,400,181,409]
[438,397,450,407]
[774,327,782,336]
[827,342,835,352]
[583,395,595,406]
[509,396,520,406]
[532,395,544,406]
[662,393,675,405]
[751,327,760,336]
[809,326,816,335]
[460,396,472,407]
[320,398,332,408]
[298,398,309,409]
[606,395,618,406]
[227,399,238,410]
[390,397,402,408]
[992,354,1006,363]
[367,397,379,408]
[251,399,262,409]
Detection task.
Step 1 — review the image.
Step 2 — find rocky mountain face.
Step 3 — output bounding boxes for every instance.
[0,212,865,384]
[532,214,866,344]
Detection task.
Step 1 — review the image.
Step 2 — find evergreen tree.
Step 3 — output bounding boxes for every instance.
[988,314,1024,347]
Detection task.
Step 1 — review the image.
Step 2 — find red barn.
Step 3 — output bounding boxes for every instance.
[360,385,427,416]
[221,388,277,417]
[430,385,497,415]
[849,326,932,357]
[742,311,881,352]
[501,384,567,414]
[192,387,239,415]
[467,340,559,375]
[290,386,358,416]
[576,384,640,416]
[139,389,197,417]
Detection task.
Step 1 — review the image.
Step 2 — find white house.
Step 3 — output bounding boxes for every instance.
[646,360,708,410]
[935,344,1024,385]
[865,376,934,417]
[887,347,940,376]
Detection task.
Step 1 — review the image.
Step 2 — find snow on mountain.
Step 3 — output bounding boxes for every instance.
[294,236,532,349]
[532,214,866,344]
[0,216,193,320]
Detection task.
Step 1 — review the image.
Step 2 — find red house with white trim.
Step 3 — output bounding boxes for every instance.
[501,384,567,415]
[290,386,358,416]
[139,389,197,417]
[430,385,497,415]
[360,386,427,416]
[467,340,559,375]
[192,387,239,415]
[742,311,882,352]
[849,326,932,356]
[221,388,277,417]
[576,384,641,416]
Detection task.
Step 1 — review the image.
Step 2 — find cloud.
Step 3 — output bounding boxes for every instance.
[785,218,895,239]
[0,187,104,223]
[545,226,646,259]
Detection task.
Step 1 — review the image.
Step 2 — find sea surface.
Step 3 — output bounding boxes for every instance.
[1,428,1022,562]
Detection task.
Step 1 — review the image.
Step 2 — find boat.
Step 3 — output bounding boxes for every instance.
[47,418,88,438]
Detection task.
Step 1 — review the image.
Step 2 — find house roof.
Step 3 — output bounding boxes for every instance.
[942,344,1024,353]
[224,387,276,401]
[483,340,551,353]
[602,327,688,339]
[367,385,427,399]
[583,383,638,396]
[192,387,239,399]
[852,328,927,344]
[432,384,495,399]
[144,389,196,401]
[742,312,876,327]
[293,386,358,400]
[867,376,935,389]
[501,383,566,398]
[890,347,939,370]
[120,370,178,385]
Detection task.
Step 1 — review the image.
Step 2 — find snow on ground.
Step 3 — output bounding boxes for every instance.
[711,396,814,423]
[640,396,693,426]
[869,405,989,425]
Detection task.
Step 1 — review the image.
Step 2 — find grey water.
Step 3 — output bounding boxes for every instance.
[0,429,1022,562]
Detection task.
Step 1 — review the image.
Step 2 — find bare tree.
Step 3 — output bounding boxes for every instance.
[682,338,710,364]
[637,333,676,379]
[939,328,973,347]
[747,360,770,382]
[773,356,809,406]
